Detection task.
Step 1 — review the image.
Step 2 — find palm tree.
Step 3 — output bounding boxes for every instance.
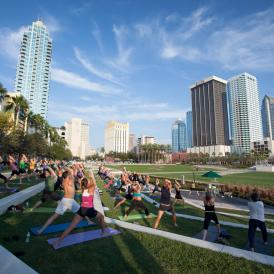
[5,95,29,129]
[0,83,7,103]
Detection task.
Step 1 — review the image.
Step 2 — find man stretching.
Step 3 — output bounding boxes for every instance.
[37,170,80,235]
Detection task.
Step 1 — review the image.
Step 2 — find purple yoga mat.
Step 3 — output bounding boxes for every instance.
[47,228,120,250]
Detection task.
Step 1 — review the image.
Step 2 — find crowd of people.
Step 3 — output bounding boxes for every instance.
[97,165,269,252]
[0,158,269,252]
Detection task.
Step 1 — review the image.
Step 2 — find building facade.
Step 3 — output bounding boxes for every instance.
[15,20,52,119]
[190,76,229,155]
[250,138,274,156]
[128,133,136,152]
[186,111,193,148]
[172,119,187,152]
[65,118,90,159]
[227,73,263,153]
[104,121,129,153]
[262,95,274,141]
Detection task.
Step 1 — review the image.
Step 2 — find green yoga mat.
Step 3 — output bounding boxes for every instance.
[25,207,72,214]
[118,213,157,221]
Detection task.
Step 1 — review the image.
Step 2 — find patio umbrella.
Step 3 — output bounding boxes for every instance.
[202,171,222,182]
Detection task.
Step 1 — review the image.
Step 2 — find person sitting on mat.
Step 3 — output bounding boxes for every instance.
[37,169,80,235]
[124,182,150,220]
[248,191,268,252]
[52,177,108,248]
[153,179,177,229]
[202,192,220,240]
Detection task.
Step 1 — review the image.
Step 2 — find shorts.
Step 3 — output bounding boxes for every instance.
[11,170,20,176]
[41,190,62,203]
[19,168,26,174]
[55,198,80,215]
[28,168,34,174]
[77,207,98,218]
[125,193,133,200]
[159,203,175,214]
[203,212,219,230]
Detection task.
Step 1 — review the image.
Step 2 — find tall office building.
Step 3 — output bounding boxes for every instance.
[186,111,193,148]
[128,133,136,152]
[104,121,129,153]
[172,119,187,152]
[65,118,90,159]
[262,95,274,140]
[15,20,52,118]
[189,76,230,156]
[227,73,263,153]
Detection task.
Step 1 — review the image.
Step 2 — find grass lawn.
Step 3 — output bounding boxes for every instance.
[107,164,274,188]
[0,177,273,273]
[0,176,43,199]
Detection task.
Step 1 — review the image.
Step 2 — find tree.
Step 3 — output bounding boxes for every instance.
[5,95,29,129]
[0,82,7,103]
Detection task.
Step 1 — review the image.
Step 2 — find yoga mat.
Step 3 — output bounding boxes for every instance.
[47,228,121,249]
[31,219,94,235]
[0,187,17,193]
[118,213,157,221]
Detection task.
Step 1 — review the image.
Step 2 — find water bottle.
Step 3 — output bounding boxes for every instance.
[25,232,30,243]
[26,201,29,208]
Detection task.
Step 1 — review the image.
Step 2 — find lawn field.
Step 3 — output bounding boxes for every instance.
[0,177,273,273]
[107,164,274,188]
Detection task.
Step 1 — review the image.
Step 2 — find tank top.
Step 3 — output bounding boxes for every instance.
[204,204,215,212]
[160,187,171,205]
[81,189,94,208]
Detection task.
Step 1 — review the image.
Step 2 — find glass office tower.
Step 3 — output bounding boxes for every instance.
[172,119,187,152]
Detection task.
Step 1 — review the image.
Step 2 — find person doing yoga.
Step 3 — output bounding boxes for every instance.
[124,182,150,219]
[154,179,177,229]
[202,192,220,240]
[53,177,108,248]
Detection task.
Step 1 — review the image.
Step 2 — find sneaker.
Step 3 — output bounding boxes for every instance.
[174,223,178,227]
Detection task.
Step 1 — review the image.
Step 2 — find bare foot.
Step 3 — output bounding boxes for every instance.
[123,215,128,220]
[53,238,62,249]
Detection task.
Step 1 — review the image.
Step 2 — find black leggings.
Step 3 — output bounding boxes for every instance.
[126,200,149,216]
[0,173,7,183]
[248,219,268,249]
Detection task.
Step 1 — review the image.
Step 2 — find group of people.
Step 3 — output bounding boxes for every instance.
[98,165,269,252]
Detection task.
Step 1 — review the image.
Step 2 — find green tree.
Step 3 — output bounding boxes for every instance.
[0,82,7,103]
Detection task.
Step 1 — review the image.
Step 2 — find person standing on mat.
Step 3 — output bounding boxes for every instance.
[153,179,177,229]
[174,181,184,206]
[52,177,108,248]
[202,192,220,240]
[31,166,61,211]
[0,155,8,188]
[37,169,80,235]
[124,182,150,220]
[248,191,268,252]
[114,180,133,209]
[7,154,22,183]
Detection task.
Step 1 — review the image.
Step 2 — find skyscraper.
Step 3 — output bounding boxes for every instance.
[227,73,263,153]
[261,95,274,140]
[186,111,192,148]
[104,121,129,153]
[128,133,136,152]
[15,20,52,118]
[65,118,90,159]
[191,76,229,147]
[172,119,187,152]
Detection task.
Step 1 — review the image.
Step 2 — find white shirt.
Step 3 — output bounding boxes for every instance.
[248,201,265,222]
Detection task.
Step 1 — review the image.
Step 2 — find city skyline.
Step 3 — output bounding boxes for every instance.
[1,1,274,148]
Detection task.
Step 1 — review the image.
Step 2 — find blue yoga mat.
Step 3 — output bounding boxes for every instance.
[30,219,94,235]
[47,228,121,249]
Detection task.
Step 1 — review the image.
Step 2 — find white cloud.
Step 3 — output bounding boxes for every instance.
[70,2,91,15]
[43,14,62,33]
[0,26,27,60]
[91,22,104,53]
[74,47,123,85]
[51,67,123,94]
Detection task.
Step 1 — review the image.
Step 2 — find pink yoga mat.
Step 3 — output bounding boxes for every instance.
[47,228,120,249]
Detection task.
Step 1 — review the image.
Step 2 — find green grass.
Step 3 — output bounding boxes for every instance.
[0,178,273,273]
[107,164,274,188]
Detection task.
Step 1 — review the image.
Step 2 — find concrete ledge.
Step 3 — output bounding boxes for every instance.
[105,217,274,267]
[0,182,45,215]
[0,245,38,274]
[142,194,274,234]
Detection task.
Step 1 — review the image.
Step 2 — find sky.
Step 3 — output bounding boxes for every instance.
[1,0,274,149]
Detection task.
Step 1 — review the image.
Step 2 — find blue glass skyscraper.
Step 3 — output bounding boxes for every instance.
[262,95,274,140]
[186,111,192,148]
[172,119,187,152]
[15,20,52,118]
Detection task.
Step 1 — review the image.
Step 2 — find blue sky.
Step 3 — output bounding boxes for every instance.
[1,0,274,149]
